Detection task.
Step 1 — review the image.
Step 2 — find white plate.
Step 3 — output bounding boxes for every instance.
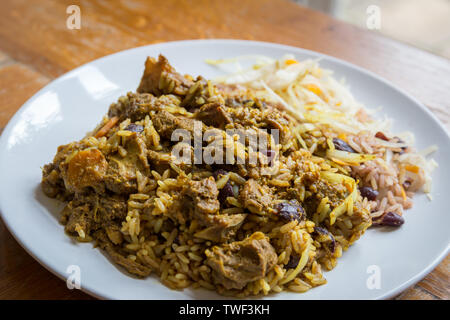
[0,40,449,300]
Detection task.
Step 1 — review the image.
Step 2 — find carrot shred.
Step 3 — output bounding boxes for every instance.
[285,59,298,65]
[344,182,353,193]
[400,185,407,201]
[337,133,347,142]
[331,157,354,167]
[95,116,119,138]
[404,164,419,174]
[305,83,322,96]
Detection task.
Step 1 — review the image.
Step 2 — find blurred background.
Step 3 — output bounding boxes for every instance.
[295,0,450,59]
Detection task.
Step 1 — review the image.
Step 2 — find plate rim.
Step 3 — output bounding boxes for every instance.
[0,39,448,300]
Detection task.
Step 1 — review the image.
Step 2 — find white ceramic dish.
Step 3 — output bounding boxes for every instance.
[0,40,448,300]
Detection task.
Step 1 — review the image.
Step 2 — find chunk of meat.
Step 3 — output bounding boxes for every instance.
[263,110,294,145]
[205,232,277,289]
[126,133,149,169]
[104,157,138,194]
[239,179,273,214]
[42,142,95,198]
[137,55,194,96]
[194,102,232,128]
[41,163,65,198]
[152,110,201,139]
[194,213,247,242]
[64,148,108,193]
[107,93,156,121]
[62,194,127,236]
[104,133,149,194]
[63,202,91,235]
[182,177,220,223]
[96,195,128,222]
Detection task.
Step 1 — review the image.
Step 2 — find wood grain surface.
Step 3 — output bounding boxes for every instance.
[0,0,448,300]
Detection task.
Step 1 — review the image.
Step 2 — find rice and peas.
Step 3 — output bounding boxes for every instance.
[41,54,437,297]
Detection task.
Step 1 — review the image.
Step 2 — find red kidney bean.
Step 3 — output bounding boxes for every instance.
[332,138,356,153]
[375,131,389,141]
[392,137,408,154]
[276,200,305,222]
[313,227,336,253]
[373,212,405,227]
[212,169,228,180]
[285,254,300,269]
[402,180,412,190]
[212,169,234,206]
[125,123,144,133]
[218,182,234,205]
[359,186,379,201]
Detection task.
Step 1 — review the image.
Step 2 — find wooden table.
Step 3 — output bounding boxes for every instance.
[0,0,448,300]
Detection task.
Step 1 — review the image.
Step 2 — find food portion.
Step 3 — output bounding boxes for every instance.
[41,54,436,296]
